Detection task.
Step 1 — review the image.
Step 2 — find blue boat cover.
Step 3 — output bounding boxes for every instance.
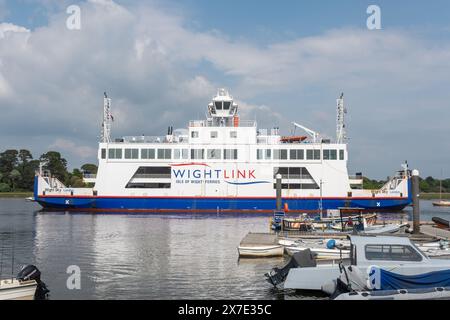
[368,266,450,290]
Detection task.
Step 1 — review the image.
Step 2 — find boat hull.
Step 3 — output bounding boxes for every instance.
[35,195,411,213]
[238,245,284,258]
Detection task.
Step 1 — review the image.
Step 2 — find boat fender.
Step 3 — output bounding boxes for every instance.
[327,239,336,249]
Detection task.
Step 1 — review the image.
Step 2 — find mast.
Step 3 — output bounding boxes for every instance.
[336,93,347,144]
[101,92,112,143]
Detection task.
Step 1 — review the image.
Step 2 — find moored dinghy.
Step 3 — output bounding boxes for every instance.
[238,233,284,258]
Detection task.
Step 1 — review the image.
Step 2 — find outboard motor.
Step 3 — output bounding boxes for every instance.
[17,265,50,300]
[265,249,317,287]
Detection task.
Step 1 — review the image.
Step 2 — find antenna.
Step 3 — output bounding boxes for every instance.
[101,92,112,143]
[336,93,347,144]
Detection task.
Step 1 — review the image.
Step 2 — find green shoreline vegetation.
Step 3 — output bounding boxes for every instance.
[0,149,97,194]
[1,148,448,199]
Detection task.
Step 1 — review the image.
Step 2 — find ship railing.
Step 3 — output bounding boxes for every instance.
[189,120,256,127]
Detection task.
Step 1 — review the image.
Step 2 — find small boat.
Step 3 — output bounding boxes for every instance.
[327,264,450,300]
[432,201,450,207]
[237,245,284,258]
[0,265,49,300]
[282,218,314,231]
[25,197,35,202]
[0,279,37,300]
[266,235,450,291]
[280,135,307,143]
[334,287,450,300]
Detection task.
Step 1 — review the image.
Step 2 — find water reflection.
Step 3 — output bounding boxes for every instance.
[1,198,449,299]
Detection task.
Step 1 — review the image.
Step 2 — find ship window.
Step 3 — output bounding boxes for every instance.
[365,245,422,262]
[157,149,172,159]
[274,149,288,160]
[223,101,231,110]
[257,149,263,160]
[182,149,188,159]
[224,149,238,160]
[215,101,222,110]
[265,149,271,160]
[191,131,199,138]
[207,149,221,160]
[131,166,171,179]
[211,131,218,138]
[108,148,122,159]
[101,149,106,159]
[126,182,171,189]
[191,149,205,160]
[340,149,345,160]
[323,149,337,160]
[230,131,237,138]
[272,183,319,190]
[125,148,139,159]
[306,149,321,160]
[273,167,315,180]
[141,149,155,159]
[290,149,304,160]
[174,149,181,159]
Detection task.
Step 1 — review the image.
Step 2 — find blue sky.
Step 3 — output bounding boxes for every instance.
[1,0,450,179]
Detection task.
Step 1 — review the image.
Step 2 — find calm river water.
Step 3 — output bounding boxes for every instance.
[0,198,448,300]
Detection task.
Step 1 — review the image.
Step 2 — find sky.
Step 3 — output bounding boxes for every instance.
[0,0,450,179]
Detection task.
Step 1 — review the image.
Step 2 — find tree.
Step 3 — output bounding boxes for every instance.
[9,169,21,191]
[0,182,10,192]
[81,163,98,174]
[0,150,18,177]
[40,151,68,182]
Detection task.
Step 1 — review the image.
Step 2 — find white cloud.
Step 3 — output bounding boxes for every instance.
[49,138,97,160]
[0,1,449,176]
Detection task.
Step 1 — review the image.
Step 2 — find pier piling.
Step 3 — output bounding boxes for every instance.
[412,169,420,234]
[276,174,282,211]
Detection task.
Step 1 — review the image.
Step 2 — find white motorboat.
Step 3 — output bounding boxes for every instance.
[0,279,37,300]
[0,265,49,300]
[266,235,450,291]
[238,245,284,258]
[335,287,450,300]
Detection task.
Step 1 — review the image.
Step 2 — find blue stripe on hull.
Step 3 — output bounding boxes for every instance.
[35,196,411,212]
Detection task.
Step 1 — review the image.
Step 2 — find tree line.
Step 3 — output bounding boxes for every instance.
[0,149,97,192]
[362,176,450,193]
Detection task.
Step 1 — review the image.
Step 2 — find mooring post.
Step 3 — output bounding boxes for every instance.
[276,174,282,211]
[412,169,420,234]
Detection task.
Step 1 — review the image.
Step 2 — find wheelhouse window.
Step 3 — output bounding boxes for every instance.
[207,149,221,160]
[306,149,321,160]
[108,148,122,159]
[125,148,139,159]
[224,149,238,160]
[191,149,205,160]
[215,101,223,110]
[141,149,155,159]
[340,149,345,160]
[365,245,423,262]
[210,131,218,138]
[230,131,237,138]
[157,149,172,160]
[101,148,106,159]
[290,149,304,160]
[323,149,337,160]
[191,131,199,138]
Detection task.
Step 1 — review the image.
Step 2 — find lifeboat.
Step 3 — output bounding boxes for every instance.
[280,136,307,143]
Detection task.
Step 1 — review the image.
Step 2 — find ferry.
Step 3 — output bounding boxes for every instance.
[33,89,412,213]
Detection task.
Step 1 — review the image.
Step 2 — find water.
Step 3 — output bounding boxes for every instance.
[0,198,448,300]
